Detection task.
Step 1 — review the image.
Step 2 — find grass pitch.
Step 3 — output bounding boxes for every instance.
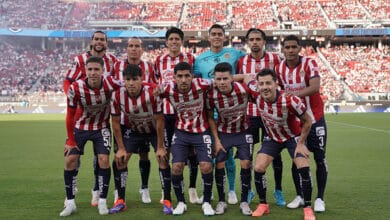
[0,113,389,220]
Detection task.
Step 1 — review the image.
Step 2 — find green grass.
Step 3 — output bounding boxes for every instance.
[0,113,389,220]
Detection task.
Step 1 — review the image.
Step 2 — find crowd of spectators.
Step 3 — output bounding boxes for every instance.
[2,0,388,30]
[321,45,389,93]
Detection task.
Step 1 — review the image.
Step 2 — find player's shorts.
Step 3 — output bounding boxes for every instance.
[171,129,213,163]
[307,117,327,160]
[258,136,304,159]
[215,130,253,162]
[70,127,111,155]
[117,125,156,154]
[164,114,176,148]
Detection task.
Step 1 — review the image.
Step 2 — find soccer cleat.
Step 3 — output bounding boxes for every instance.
[139,188,151,203]
[188,188,201,204]
[252,203,270,217]
[287,196,304,209]
[173,202,187,215]
[64,187,78,208]
[215,201,227,215]
[202,202,215,216]
[60,199,77,217]
[91,190,99,207]
[247,189,255,204]
[240,202,252,216]
[273,190,286,206]
[314,198,325,212]
[304,207,316,220]
[109,199,127,214]
[162,200,173,215]
[197,193,214,204]
[98,198,109,215]
[228,190,238,204]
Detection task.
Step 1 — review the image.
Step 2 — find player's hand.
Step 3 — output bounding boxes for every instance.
[64,144,79,157]
[214,141,226,157]
[294,143,310,159]
[156,146,168,164]
[153,84,163,96]
[115,149,127,167]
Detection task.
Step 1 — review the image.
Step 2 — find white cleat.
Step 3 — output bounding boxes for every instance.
[240,202,252,215]
[228,191,238,204]
[287,196,304,209]
[98,198,109,215]
[215,201,227,215]
[139,188,152,203]
[60,199,77,217]
[91,190,99,207]
[202,202,215,216]
[314,198,325,212]
[173,202,187,215]
[188,188,201,204]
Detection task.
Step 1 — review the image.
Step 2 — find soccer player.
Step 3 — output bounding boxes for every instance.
[207,62,253,216]
[109,64,172,214]
[275,35,328,212]
[111,37,157,204]
[236,28,285,206]
[248,69,316,220]
[194,23,246,204]
[60,56,121,217]
[63,30,118,207]
[161,62,215,216]
[154,27,200,204]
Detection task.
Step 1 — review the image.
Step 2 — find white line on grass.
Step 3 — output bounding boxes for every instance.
[328,120,390,133]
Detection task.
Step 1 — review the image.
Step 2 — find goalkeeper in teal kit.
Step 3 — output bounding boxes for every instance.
[194,23,246,204]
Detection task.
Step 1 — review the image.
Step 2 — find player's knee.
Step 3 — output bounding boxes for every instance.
[254,163,267,173]
[199,162,213,174]
[240,160,251,169]
[172,163,184,175]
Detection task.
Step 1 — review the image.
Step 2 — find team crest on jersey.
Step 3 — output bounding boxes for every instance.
[299,69,305,77]
[224,53,230,59]
[255,64,262,72]
[316,126,325,136]
[203,135,211,144]
[245,134,253,143]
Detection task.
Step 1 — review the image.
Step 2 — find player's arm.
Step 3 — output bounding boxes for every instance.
[297,77,320,98]
[154,113,168,163]
[111,115,127,166]
[295,111,312,158]
[207,109,226,156]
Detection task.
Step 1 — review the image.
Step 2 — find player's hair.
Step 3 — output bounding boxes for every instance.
[165,27,184,40]
[123,64,142,78]
[256,68,277,82]
[91,30,107,42]
[208,24,225,35]
[214,62,232,75]
[128,37,143,46]
[245,28,266,40]
[86,56,104,67]
[174,62,192,74]
[282,35,300,46]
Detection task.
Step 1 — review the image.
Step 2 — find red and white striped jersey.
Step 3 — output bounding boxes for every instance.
[112,59,157,83]
[275,56,324,123]
[155,52,195,114]
[251,90,307,143]
[207,82,250,133]
[163,78,210,133]
[111,83,162,133]
[65,51,117,82]
[236,52,282,117]
[67,76,121,130]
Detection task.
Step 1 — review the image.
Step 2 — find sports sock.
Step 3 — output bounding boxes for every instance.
[215,168,226,202]
[316,158,328,199]
[291,163,302,196]
[254,171,267,204]
[98,167,111,199]
[225,148,236,192]
[139,160,151,189]
[298,166,312,207]
[272,154,283,191]
[172,174,185,202]
[202,172,213,203]
[93,155,99,191]
[188,155,198,188]
[64,169,77,200]
[113,160,128,200]
[240,168,251,203]
[159,167,172,201]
